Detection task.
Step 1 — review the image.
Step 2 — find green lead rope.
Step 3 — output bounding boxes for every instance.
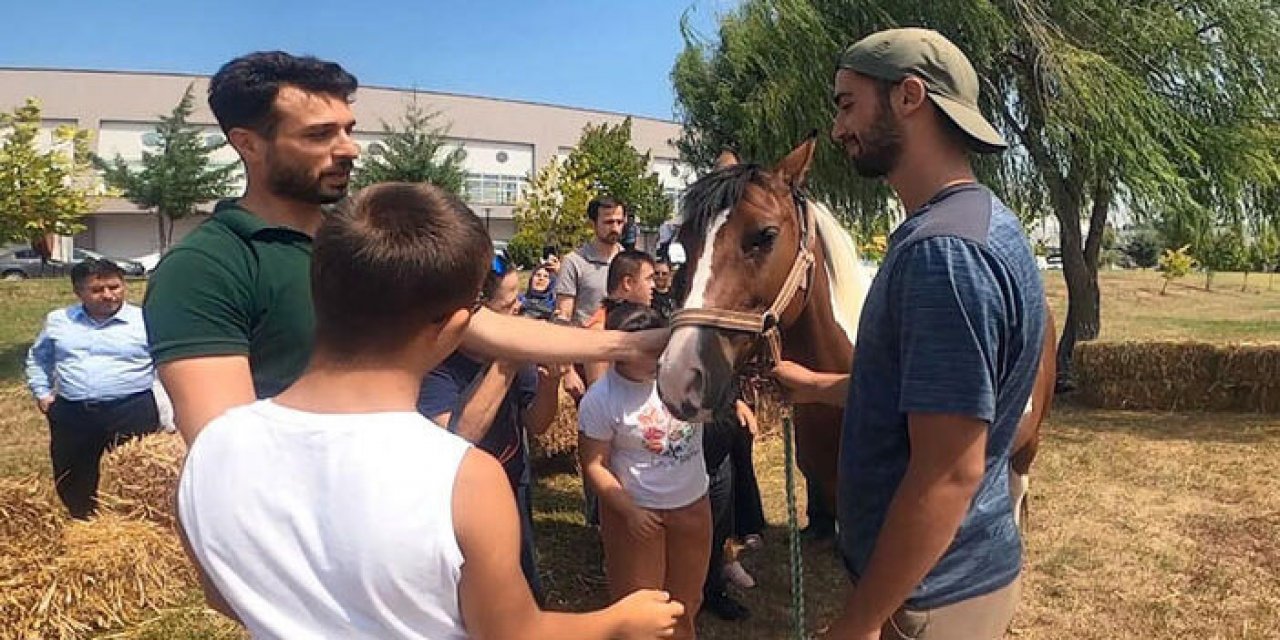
[781,410,809,640]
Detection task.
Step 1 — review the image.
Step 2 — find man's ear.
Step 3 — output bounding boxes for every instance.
[227,127,263,164]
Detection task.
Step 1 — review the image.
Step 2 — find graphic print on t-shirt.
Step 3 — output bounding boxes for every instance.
[636,402,697,462]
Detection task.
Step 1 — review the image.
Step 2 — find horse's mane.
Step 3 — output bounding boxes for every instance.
[808,200,868,347]
[677,164,762,241]
[678,164,869,347]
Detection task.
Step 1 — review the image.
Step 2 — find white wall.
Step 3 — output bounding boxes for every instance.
[90,214,208,259]
[651,157,696,191]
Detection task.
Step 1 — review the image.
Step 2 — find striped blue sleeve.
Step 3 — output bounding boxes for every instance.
[894,238,1001,423]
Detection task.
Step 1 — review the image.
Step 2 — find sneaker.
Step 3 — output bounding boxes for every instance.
[742,534,764,551]
[703,591,751,621]
[723,560,756,589]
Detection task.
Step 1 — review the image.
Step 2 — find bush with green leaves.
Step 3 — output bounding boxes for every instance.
[1158,245,1195,295]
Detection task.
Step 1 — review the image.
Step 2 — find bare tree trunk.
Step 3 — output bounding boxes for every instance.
[157,213,167,253]
[1205,270,1213,291]
[1242,271,1249,292]
[166,215,177,248]
[1054,177,1110,389]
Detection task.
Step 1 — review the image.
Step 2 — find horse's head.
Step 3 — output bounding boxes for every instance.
[658,138,818,421]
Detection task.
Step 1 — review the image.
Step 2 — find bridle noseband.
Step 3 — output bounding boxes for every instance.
[670,189,817,367]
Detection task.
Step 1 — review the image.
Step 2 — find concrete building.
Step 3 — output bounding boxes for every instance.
[0,67,693,262]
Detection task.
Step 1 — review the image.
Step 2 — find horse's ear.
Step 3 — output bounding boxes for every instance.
[714,150,740,169]
[774,133,818,187]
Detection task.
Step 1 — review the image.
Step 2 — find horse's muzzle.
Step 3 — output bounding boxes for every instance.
[657,326,733,422]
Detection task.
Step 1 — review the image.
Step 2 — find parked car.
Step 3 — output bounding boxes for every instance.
[135,252,163,274]
[72,248,146,277]
[0,248,73,280]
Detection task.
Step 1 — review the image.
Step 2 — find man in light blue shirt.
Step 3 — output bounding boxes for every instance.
[25,258,161,519]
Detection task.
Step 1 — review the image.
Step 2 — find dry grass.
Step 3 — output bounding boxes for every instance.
[530,405,1280,639]
[1014,406,1280,639]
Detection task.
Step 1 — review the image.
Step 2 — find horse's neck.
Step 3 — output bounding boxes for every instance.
[783,240,854,374]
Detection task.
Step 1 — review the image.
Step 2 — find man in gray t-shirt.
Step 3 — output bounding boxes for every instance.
[556,196,625,398]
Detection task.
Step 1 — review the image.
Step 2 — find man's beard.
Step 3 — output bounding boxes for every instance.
[849,104,904,178]
[600,231,620,244]
[267,158,353,205]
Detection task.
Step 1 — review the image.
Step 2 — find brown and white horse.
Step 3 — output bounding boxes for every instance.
[656,138,1054,530]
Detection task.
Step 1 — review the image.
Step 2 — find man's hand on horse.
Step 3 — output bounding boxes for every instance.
[771,361,850,407]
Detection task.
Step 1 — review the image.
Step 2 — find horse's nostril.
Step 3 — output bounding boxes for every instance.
[679,402,699,419]
[690,368,705,395]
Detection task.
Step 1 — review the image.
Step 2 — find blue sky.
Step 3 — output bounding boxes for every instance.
[0,0,733,121]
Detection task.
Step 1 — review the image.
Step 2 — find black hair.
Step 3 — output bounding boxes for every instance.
[208,51,358,138]
[605,301,667,332]
[70,258,125,289]
[606,249,655,295]
[587,196,623,222]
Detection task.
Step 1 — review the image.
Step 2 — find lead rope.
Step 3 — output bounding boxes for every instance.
[782,405,809,639]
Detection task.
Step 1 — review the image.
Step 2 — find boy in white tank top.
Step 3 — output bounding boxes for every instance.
[178,183,684,639]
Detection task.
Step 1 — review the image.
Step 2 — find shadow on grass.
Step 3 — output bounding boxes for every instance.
[0,340,33,385]
[1050,398,1280,445]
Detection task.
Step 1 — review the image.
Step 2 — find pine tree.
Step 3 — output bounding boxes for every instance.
[96,84,239,251]
[353,100,466,194]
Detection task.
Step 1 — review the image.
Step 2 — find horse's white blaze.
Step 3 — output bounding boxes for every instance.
[683,209,730,310]
[659,210,728,405]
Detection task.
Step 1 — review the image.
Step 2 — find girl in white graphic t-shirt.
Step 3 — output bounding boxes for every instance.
[579,302,712,640]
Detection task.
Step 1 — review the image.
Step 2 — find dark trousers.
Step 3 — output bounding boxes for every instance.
[48,390,160,519]
[729,427,767,538]
[515,481,546,606]
[703,455,734,598]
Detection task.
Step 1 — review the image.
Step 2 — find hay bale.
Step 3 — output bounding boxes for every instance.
[98,433,186,528]
[1075,341,1280,412]
[0,476,62,547]
[0,512,194,640]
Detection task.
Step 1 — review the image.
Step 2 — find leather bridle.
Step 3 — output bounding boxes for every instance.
[669,190,817,367]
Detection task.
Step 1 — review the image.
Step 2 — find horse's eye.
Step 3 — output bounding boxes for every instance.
[749,227,780,253]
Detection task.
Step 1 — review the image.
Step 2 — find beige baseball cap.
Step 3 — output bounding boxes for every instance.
[838,28,1007,153]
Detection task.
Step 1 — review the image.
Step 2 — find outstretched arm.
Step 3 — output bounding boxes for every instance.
[464,307,667,365]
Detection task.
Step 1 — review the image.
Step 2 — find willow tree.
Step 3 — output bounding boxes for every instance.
[672,0,1280,381]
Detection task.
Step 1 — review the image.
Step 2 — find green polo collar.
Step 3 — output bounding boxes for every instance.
[213,199,313,241]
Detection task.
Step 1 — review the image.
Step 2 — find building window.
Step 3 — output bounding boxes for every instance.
[664,187,684,215]
[465,173,526,205]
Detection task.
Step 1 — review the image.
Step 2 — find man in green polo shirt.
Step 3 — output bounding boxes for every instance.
[146,52,662,444]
